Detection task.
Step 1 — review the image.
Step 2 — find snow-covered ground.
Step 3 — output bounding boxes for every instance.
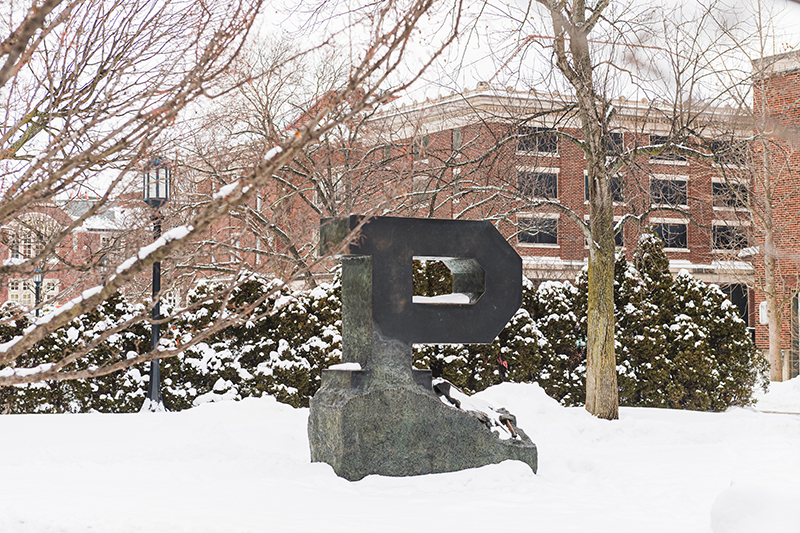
[1,381,798,533]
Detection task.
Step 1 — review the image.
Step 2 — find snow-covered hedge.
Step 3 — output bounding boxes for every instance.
[164,275,342,409]
[0,277,342,413]
[0,292,155,413]
[415,231,768,410]
[0,236,767,413]
[610,233,769,410]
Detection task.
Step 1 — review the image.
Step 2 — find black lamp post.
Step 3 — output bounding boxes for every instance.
[99,256,109,286]
[33,267,42,317]
[142,157,170,412]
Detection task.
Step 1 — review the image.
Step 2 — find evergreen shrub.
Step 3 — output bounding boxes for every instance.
[414,231,768,410]
[0,293,154,413]
[0,236,767,413]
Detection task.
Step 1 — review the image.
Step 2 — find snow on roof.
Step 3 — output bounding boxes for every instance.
[80,206,140,232]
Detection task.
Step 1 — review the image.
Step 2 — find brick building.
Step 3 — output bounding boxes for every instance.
[751,50,800,378]
[10,67,800,379]
[363,85,755,330]
[0,194,148,310]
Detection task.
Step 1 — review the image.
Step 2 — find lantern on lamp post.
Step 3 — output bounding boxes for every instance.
[142,157,170,412]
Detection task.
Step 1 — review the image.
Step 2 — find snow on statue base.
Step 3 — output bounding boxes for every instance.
[308,216,537,481]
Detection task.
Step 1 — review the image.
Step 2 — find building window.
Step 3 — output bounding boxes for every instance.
[711,140,747,166]
[10,234,38,260]
[606,132,624,155]
[43,279,59,297]
[413,135,429,160]
[8,279,33,307]
[584,174,624,202]
[713,224,748,250]
[164,291,177,309]
[713,181,748,209]
[518,217,558,245]
[650,134,687,161]
[651,177,687,206]
[518,169,558,199]
[452,129,462,151]
[583,219,624,248]
[654,223,688,249]
[721,284,749,325]
[517,126,558,154]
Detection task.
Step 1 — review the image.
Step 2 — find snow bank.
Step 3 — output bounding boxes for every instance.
[1,383,799,533]
[755,376,800,413]
[711,483,798,533]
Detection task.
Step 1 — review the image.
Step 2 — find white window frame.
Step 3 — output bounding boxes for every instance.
[712,177,749,212]
[712,220,750,252]
[517,213,560,248]
[8,278,34,307]
[650,173,689,209]
[648,134,689,165]
[650,217,690,251]
[516,126,560,157]
[517,166,560,200]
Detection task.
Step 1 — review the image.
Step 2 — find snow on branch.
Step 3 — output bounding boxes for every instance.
[115,225,194,276]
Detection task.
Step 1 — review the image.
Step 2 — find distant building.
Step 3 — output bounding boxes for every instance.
[362,86,754,331]
[751,50,800,378]
[0,194,139,310]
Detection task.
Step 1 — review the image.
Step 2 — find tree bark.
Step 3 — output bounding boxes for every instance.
[541,0,619,419]
[586,186,619,419]
[763,215,783,381]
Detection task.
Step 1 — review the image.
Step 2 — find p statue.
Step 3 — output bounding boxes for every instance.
[308,215,537,480]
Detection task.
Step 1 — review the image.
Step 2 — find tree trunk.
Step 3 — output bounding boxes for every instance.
[760,122,782,381]
[763,222,783,381]
[541,0,619,418]
[586,188,619,419]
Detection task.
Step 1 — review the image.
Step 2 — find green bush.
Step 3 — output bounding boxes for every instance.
[0,293,154,414]
[1,237,767,413]
[168,275,342,409]
[414,230,767,410]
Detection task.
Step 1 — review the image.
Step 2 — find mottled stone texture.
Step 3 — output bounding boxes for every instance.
[308,324,538,481]
[309,217,537,481]
[308,366,538,481]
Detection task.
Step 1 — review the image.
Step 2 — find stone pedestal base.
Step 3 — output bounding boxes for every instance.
[308,369,538,481]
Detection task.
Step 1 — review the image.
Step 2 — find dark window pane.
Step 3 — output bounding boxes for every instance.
[606,132,624,155]
[584,174,589,201]
[713,182,748,209]
[651,178,687,205]
[518,126,558,153]
[654,223,687,249]
[720,284,749,324]
[611,175,624,202]
[615,227,624,247]
[519,217,558,244]
[713,225,748,250]
[519,171,558,199]
[650,134,687,161]
[711,140,748,166]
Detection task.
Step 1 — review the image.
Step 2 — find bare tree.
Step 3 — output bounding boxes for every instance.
[0,0,461,385]
[429,0,756,419]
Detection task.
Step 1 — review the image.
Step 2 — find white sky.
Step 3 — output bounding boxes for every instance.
[259,0,800,105]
